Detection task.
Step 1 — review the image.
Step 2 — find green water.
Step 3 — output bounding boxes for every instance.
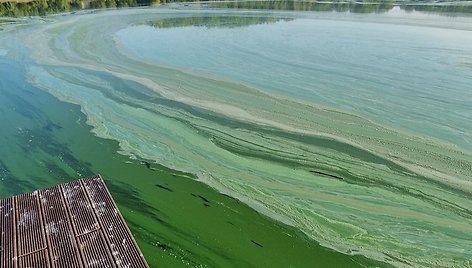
[0,56,384,267]
[1,5,471,268]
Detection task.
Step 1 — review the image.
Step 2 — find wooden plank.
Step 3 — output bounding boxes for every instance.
[40,186,84,268]
[77,230,116,268]
[0,197,15,268]
[83,176,149,268]
[0,176,149,268]
[61,180,100,236]
[17,249,49,268]
[15,191,48,258]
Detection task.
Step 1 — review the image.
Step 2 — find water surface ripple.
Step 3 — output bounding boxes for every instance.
[2,7,471,267]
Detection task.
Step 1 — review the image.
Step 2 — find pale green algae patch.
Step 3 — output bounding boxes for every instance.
[0,55,386,268]
[9,7,472,268]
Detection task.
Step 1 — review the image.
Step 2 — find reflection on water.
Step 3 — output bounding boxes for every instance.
[149,15,293,28]
[400,4,472,16]
[206,0,472,16]
[0,19,15,23]
[208,1,395,13]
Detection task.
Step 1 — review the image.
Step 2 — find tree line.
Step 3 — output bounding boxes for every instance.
[207,0,472,15]
[208,1,395,13]
[0,0,157,17]
[1,0,472,17]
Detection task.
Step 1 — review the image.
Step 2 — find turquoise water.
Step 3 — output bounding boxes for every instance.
[1,53,373,268]
[1,6,471,267]
[116,11,472,150]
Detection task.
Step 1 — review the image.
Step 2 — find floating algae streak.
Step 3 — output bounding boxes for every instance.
[1,5,472,268]
[0,45,381,267]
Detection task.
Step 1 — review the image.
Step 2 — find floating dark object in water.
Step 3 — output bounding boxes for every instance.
[191,193,211,204]
[156,183,174,192]
[142,161,151,169]
[251,240,263,248]
[309,170,344,180]
[197,194,210,203]
[156,243,172,251]
[221,192,238,201]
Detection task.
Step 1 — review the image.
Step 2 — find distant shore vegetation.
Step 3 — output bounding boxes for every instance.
[1,0,472,19]
[0,0,162,17]
[209,0,472,14]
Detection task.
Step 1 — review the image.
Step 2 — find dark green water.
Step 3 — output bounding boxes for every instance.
[2,5,471,267]
[0,54,387,267]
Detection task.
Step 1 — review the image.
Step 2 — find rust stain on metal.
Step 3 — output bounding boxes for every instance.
[0,175,149,268]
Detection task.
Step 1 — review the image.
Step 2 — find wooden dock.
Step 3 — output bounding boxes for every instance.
[0,175,149,268]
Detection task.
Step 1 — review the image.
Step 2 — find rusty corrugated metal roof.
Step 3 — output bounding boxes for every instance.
[0,175,149,268]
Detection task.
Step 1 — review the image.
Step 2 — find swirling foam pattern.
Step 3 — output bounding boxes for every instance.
[5,7,472,267]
